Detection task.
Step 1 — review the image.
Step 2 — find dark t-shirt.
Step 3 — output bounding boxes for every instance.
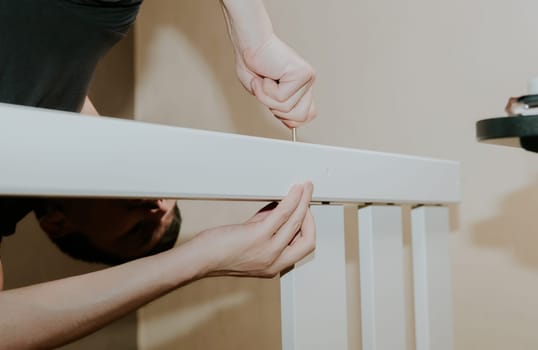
[0,0,142,237]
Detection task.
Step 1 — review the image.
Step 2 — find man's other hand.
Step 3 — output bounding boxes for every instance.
[235,34,317,129]
[193,182,316,278]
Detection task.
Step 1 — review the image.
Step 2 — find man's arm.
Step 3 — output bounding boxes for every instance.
[0,183,314,349]
[0,244,197,349]
[220,0,317,128]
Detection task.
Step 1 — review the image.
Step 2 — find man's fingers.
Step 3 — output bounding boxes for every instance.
[258,184,304,236]
[268,208,316,274]
[280,101,317,129]
[274,65,315,103]
[273,88,316,125]
[250,65,315,126]
[272,182,313,249]
[251,76,311,115]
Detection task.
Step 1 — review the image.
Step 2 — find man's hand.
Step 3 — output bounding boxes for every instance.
[193,182,315,278]
[236,34,317,128]
[220,0,317,128]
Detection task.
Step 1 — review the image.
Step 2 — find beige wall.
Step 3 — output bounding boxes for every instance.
[0,32,137,349]
[134,0,538,349]
[0,216,137,350]
[134,3,282,349]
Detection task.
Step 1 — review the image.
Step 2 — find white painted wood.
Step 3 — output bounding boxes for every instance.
[358,205,407,350]
[411,206,453,350]
[281,205,348,350]
[0,103,460,203]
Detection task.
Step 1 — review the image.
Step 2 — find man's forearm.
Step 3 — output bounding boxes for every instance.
[220,0,274,54]
[0,240,205,349]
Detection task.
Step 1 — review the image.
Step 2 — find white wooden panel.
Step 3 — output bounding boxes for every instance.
[411,206,453,350]
[0,103,460,203]
[281,205,348,350]
[358,205,407,350]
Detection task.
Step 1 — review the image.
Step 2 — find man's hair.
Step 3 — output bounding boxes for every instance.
[34,203,181,266]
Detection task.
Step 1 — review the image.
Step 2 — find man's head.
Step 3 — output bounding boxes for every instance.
[34,198,181,265]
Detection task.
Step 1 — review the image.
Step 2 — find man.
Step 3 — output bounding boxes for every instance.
[0,0,317,348]
[33,198,182,265]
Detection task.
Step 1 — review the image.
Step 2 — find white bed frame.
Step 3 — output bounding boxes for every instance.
[0,103,460,350]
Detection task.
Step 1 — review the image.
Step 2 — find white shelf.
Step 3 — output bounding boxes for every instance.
[0,103,460,204]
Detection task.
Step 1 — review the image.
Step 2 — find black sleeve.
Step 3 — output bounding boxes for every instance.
[56,0,143,34]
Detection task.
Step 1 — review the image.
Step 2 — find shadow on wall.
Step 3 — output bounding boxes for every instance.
[0,215,137,350]
[136,0,290,139]
[472,175,538,268]
[141,277,280,350]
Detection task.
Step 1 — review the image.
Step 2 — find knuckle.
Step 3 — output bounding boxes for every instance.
[259,253,277,269]
[261,94,275,107]
[310,69,317,82]
[280,102,295,113]
[307,66,316,80]
[302,65,316,81]
[308,108,317,120]
[297,104,312,122]
[291,220,302,234]
[309,232,317,251]
[275,208,291,224]
[307,239,316,253]
[262,267,278,278]
[297,114,309,122]
[273,103,292,114]
[261,272,277,279]
[289,111,308,123]
[275,92,289,103]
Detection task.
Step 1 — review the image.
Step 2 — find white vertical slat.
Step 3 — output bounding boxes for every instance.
[411,206,453,350]
[281,205,348,350]
[358,205,407,350]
